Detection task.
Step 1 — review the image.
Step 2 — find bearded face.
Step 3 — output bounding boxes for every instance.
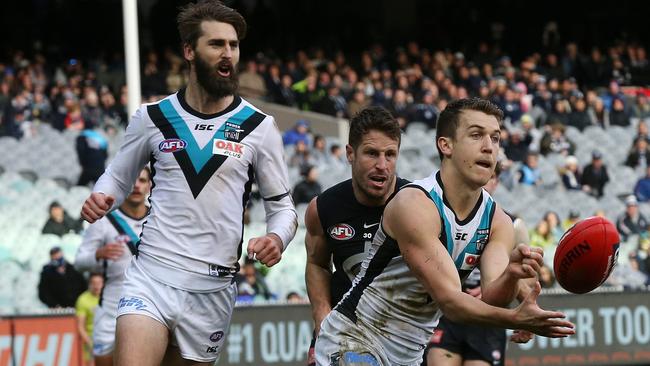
[194,48,239,99]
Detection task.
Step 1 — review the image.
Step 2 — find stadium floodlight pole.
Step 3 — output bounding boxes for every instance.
[122,0,141,118]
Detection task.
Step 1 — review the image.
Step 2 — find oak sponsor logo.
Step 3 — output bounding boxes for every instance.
[213,139,244,159]
[159,138,187,153]
[328,224,355,241]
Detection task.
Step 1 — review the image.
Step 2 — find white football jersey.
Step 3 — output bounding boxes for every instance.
[94,89,297,291]
[335,170,496,362]
[75,209,146,313]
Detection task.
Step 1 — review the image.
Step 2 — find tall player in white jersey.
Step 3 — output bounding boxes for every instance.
[75,168,151,366]
[80,2,297,365]
[315,98,575,365]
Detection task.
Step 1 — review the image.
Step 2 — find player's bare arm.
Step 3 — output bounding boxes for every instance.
[479,207,543,307]
[304,197,333,334]
[384,188,575,337]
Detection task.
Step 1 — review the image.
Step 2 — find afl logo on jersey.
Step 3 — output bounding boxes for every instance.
[159,139,187,153]
[329,223,355,241]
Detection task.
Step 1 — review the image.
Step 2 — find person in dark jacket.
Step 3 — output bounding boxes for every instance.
[634,166,650,202]
[292,165,322,205]
[616,195,649,242]
[76,123,108,186]
[625,137,650,168]
[582,150,610,198]
[42,201,83,236]
[38,247,87,308]
[568,98,592,131]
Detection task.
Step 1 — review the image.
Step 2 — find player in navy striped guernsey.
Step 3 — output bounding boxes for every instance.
[80,2,297,365]
[304,107,409,365]
[315,99,575,366]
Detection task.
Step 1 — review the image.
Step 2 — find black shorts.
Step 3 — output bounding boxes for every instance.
[424,316,506,366]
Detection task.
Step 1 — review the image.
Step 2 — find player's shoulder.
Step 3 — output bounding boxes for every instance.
[389,184,435,213]
[395,176,411,189]
[132,93,178,125]
[318,179,353,202]
[239,96,273,122]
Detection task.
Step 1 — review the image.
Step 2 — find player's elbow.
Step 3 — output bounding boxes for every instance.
[437,292,472,324]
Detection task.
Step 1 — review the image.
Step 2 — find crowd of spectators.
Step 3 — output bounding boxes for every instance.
[3,36,650,297]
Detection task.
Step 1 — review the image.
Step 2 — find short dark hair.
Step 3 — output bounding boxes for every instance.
[348,106,401,150]
[177,0,247,50]
[89,272,103,280]
[436,98,503,160]
[494,161,502,177]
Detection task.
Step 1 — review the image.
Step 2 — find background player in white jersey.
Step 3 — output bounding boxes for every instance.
[305,107,409,365]
[315,98,574,365]
[75,168,151,366]
[80,1,297,365]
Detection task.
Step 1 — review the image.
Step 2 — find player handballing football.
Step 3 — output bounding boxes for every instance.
[315,98,574,365]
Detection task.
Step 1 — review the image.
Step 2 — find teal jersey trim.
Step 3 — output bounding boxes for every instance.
[158,99,255,172]
[428,188,454,254]
[108,211,140,245]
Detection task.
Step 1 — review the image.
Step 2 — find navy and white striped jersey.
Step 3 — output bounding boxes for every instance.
[75,209,146,313]
[93,89,297,292]
[335,170,496,361]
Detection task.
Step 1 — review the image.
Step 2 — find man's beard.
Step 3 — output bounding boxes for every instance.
[194,51,238,99]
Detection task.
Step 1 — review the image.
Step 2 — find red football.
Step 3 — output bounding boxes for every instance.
[553,216,620,294]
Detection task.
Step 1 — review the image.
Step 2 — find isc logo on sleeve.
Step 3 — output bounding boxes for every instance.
[213,139,244,159]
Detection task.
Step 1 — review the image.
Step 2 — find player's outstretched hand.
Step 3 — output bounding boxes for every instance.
[513,282,575,338]
[247,233,283,267]
[508,244,544,279]
[96,242,125,260]
[81,193,115,223]
[510,329,535,343]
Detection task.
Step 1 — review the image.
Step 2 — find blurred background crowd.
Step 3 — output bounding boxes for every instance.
[0,0,649,312]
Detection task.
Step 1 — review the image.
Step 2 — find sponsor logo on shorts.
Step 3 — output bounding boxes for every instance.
[343,352,380,366]
[460,253,480,270]
[206,345,219,353]
[328,352,341,366]
[209,331,224,343]
[213,139,244,158]
[328,223,355,241]
[93,343,107,353]
[118,297,147,310]
[158,138,187,153]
